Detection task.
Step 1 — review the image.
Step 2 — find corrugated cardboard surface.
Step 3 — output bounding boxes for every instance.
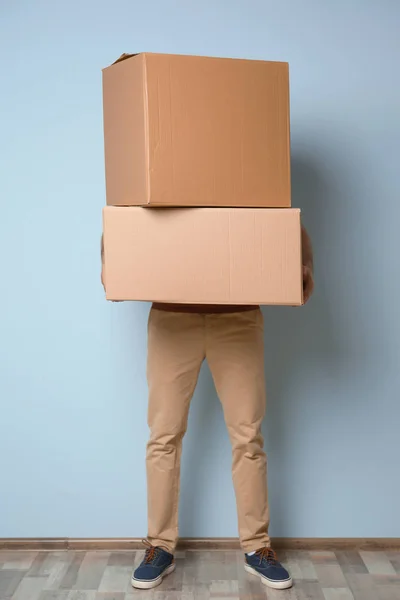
[103,53,291,208]
[103,207,302,305]
[103,54,147,207]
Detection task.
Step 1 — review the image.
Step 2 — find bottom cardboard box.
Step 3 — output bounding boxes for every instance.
[103,207,303,305]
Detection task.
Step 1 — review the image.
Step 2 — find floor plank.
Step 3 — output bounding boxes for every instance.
[314,563,348,588]
[295,580,325,599]
[322,588,355,600]
[335,551,369,575]
[43,552,76,591]
[12,576,48,600]
[59,553,86,590]
[359,552,397,576]
[3,551,38,570]
[98,565,132,593]
[66,592,97,600]
[386,553,400,576]
[342,572,379,600]
[38,592,70,600]
[0,569,26,599]
[74,552,110,590]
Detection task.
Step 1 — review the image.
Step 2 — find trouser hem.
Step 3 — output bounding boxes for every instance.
[242,538,271,554]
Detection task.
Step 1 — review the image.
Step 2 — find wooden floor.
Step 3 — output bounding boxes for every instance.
[0,549,399,599]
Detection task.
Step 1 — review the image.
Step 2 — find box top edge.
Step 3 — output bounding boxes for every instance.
[103,206,299,212]
[102,52,289,71]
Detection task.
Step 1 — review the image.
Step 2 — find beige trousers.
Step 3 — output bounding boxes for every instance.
[146,308,270,553]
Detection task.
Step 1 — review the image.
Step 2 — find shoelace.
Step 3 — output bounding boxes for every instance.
[142,539,171,564]
[143,539,160,564]
[255,547,278,566]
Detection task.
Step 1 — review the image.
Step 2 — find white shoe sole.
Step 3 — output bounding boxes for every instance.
[131,562,176,589]
[244,563,293,590]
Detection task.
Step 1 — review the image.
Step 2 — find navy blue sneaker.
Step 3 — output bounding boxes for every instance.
[131,541,175,589]
[245,547,292,590]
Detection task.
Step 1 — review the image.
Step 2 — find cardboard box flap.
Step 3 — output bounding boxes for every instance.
[111,53,141,66]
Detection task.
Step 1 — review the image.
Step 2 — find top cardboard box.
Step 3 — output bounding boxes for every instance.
[102,53,291,207]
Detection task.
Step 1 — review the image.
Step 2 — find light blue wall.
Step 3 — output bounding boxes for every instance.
[1,0,399,539]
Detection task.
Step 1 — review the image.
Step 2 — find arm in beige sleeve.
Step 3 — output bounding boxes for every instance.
[301,224,314,272]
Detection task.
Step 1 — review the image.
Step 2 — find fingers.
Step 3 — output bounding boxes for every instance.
[101,269,123,302]
[302,269,314,304]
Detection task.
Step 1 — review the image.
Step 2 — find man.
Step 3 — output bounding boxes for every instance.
[101,225,314,591]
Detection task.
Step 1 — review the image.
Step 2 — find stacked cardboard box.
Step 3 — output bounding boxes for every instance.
[102,53,302,305]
